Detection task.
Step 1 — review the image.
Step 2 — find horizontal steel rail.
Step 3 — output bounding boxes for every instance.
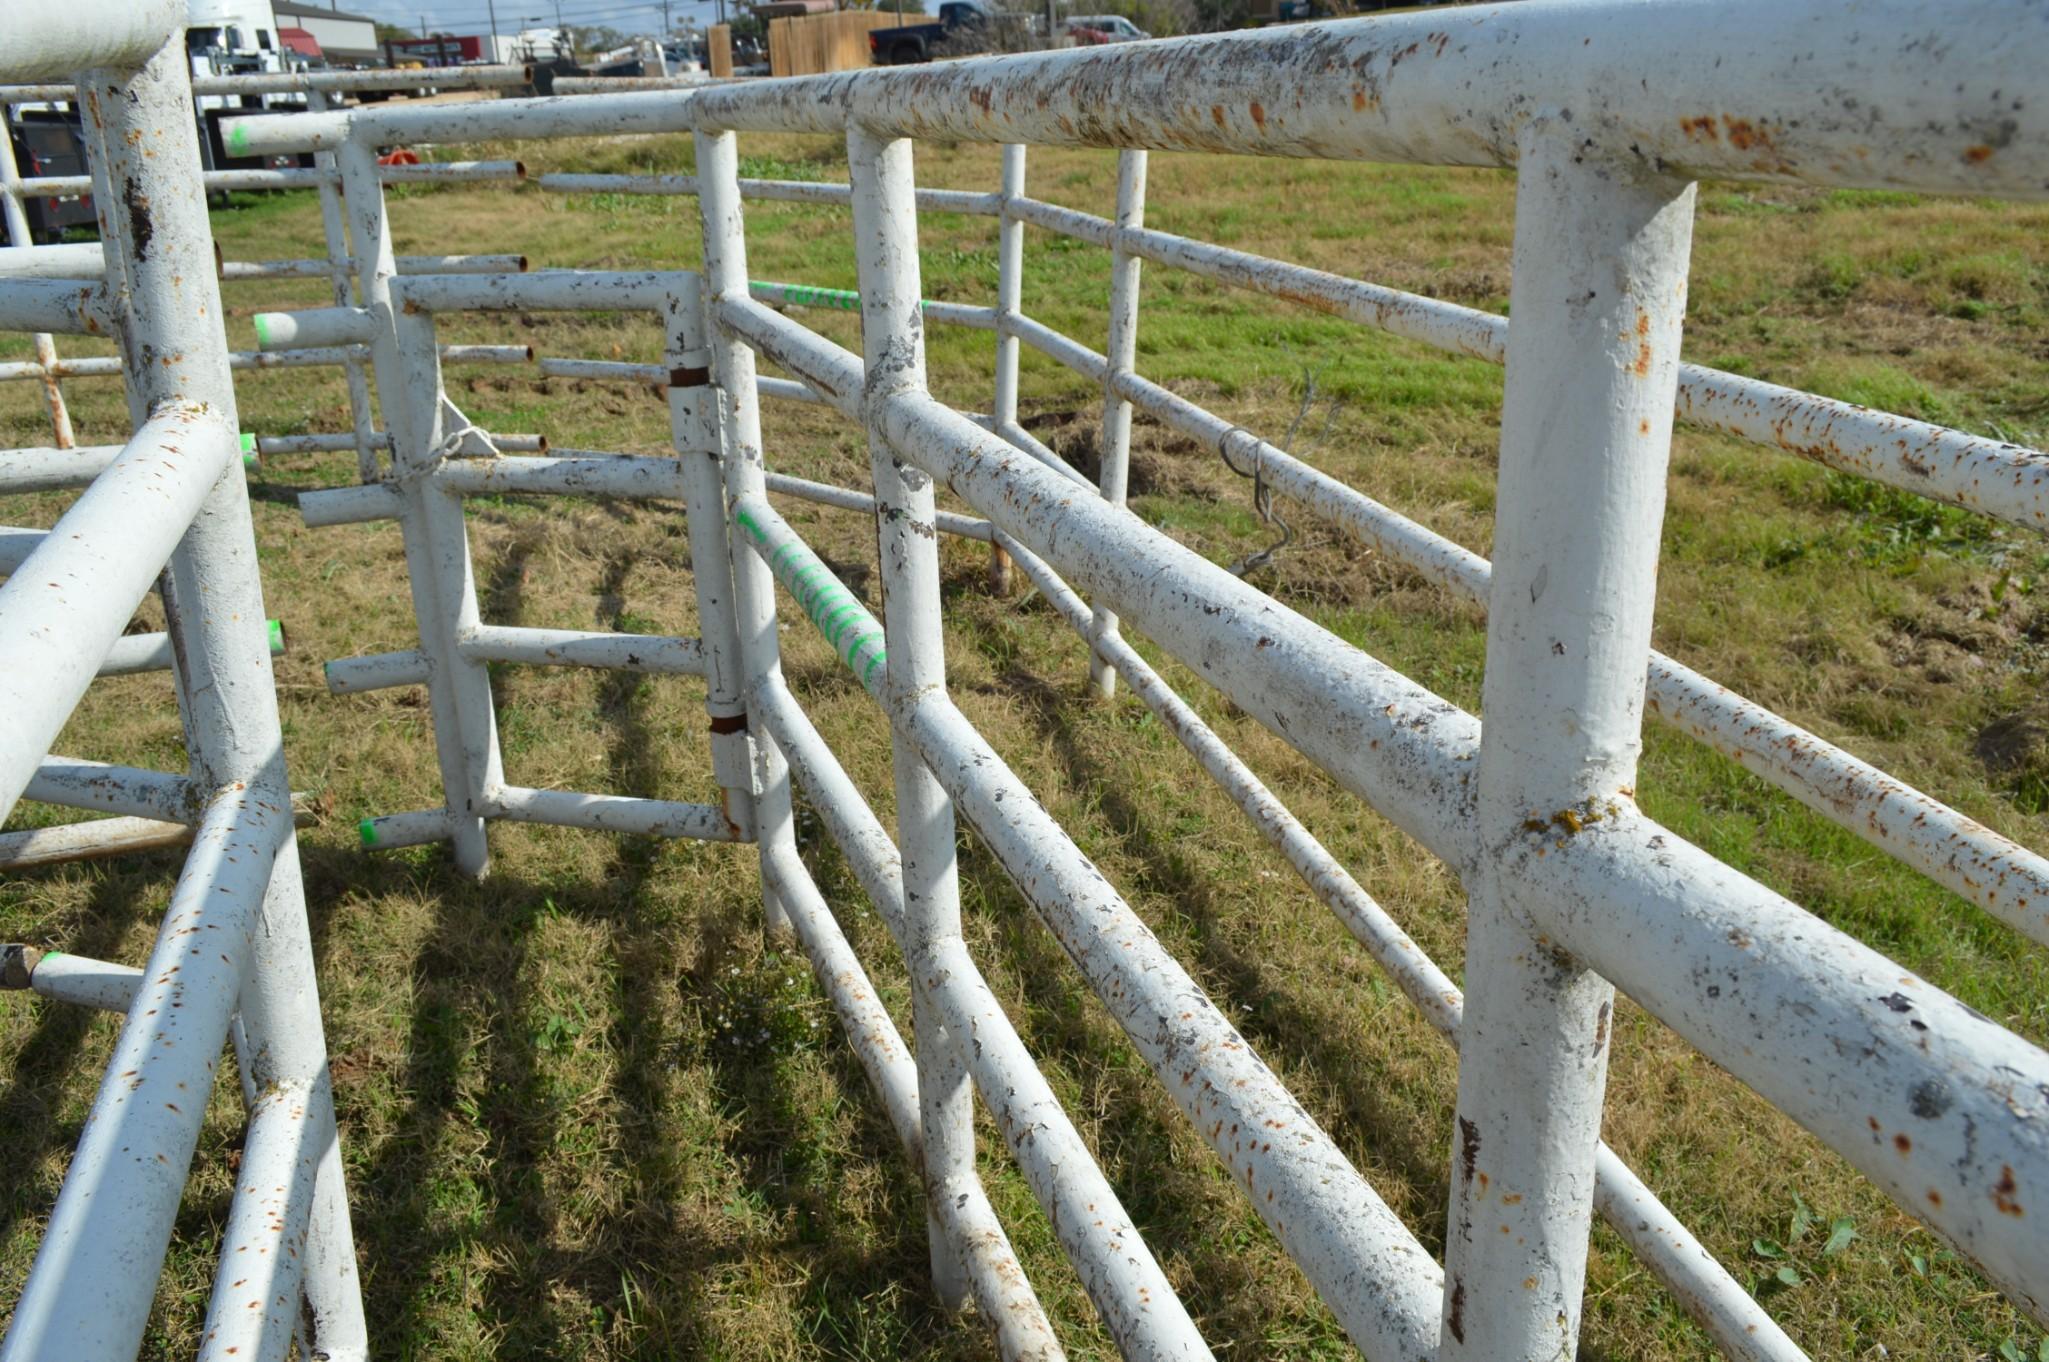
[9,161,525,200]
[0,0,181,82]
[0,64,533,103]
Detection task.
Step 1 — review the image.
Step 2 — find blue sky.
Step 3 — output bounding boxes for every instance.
[335,0,731,38]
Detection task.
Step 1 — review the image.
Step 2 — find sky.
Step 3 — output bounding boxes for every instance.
[331,0,731,38]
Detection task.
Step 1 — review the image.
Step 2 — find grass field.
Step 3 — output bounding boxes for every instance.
[4,127,2049,1360]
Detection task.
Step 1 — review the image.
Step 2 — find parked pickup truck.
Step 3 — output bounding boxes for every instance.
[869,0,1019,64]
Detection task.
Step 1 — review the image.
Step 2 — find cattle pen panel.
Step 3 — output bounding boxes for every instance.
[216,2,2049,1357]
[0,5,367,1361]
[2,0,2047,1357]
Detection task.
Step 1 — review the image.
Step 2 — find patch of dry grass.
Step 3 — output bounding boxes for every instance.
[4,128,2048,1360]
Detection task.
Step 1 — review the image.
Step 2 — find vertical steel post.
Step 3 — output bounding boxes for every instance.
[107,52,369,1362]
[985,143,1028,596]
[1440,120,1697,1360]
[0,100,75,447]
[991,145,1027,438]
[307,88,379,482]
[393,300,508,875]
[338,135,495,874]
[15,40,367,1362]
[666,273,758,841]
[1087,148,1145,700]
[692,126,796,935]
[846,123,974,1313]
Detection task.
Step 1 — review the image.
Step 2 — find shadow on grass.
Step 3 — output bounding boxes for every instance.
[990,655,1468,1330]
[0,854,177,1243]
[281,523,965,1358]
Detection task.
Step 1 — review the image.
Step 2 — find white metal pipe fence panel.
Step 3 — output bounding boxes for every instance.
[0,15,364,1362]
[6,0,2049,1356]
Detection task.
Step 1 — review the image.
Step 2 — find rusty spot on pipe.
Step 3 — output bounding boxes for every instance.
[120,178,154,264]
[1993,1165,2024,1217]
[1722,117,1768,151]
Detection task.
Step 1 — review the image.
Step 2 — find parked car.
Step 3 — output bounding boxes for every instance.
[1062,14,1150,41]
[5,113,94,242]
[868,0,1011,64]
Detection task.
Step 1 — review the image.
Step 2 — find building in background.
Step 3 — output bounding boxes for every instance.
[272,1,381,66]
[383,32,531,65]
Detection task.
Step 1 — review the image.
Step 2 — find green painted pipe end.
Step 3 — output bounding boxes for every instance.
[267,618,285,655]
[358,818,378,848]
[239,431,257,454]
[227,123,249,156]
[251,314,271,347]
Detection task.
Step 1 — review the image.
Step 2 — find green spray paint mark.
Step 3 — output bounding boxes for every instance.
[358,817,378,847]
[266,619,284,655]
[227,123,249,156]
[251,315,271,348]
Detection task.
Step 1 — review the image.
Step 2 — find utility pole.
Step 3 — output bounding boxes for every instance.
[487,0,500,57]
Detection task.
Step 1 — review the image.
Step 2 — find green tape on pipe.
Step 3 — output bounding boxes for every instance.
[735,503,887,689]
[358,817,378,848]
[227,123,249,156]
[267,618,285,656]
[757,281,862,312]
[752,280,948,313]
[251,314,270,348]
